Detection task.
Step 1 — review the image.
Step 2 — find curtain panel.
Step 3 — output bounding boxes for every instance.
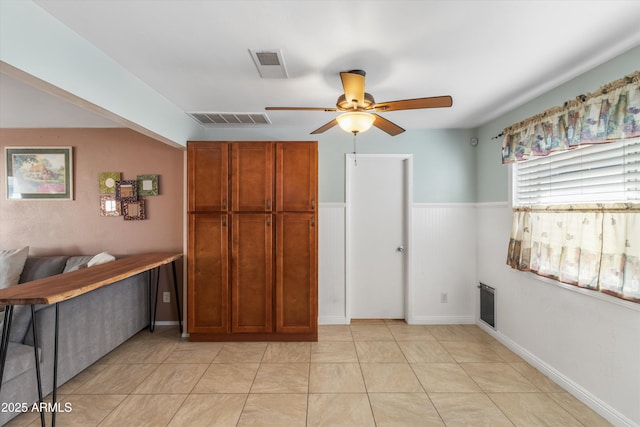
[507,204,640,303]
[502,71,640,164]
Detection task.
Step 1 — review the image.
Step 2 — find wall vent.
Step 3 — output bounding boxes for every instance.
[189,112,271,126]
[479,283,495,328]
[248,49,288,78]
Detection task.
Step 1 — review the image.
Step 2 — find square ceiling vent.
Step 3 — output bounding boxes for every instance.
[249,49,288,78]
[189,112,271,126]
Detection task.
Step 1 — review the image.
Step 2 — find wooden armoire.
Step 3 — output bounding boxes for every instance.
[187,141,318,341]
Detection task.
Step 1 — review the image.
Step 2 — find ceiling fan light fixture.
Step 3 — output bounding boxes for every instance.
[336,112,375,134]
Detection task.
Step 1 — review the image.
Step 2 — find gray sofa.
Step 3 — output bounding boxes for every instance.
[0,255,149,425]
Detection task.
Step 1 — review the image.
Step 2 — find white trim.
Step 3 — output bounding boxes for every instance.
[182,151,188,336]
[477,321,637,427]
[475,201,510,208]
[345,153,413,324]
[153,321,181,326]
[320,201,511,208]
[410,315,475,325]
[413,202,477,208]
[319,202,346,208]
[318,316,350,325]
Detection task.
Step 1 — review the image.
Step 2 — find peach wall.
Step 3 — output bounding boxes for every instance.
[0,128,184,321]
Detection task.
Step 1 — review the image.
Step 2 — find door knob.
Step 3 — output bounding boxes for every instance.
[397,246,405,253]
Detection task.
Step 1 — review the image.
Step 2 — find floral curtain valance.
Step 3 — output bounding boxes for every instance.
[501,70,640,164]
[506,204,640,303]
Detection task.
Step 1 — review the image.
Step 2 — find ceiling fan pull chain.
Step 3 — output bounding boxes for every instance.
[353,132,358,166]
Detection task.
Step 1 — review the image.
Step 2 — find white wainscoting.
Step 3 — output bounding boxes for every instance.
[318,203,477,325]
[318,203,348,324]
[410,204,476,324]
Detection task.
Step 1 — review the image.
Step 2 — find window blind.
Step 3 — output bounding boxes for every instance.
[513,137,640,206]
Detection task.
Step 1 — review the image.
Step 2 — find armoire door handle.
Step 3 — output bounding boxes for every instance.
[267,199,271,210]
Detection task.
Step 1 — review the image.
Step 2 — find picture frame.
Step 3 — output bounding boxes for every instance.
[122,199,146,220]
[137,174,159,196]
[5,146,73,200]
[100,195,121,217]
[115,180,137,201]
[99,172,121,194]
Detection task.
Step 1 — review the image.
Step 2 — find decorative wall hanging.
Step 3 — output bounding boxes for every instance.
[137,174,159,196]
[115,180,137,202]
[99,172,121,194]
[122,200,145,220]
[5,146,73,200]
[100,195,121,217]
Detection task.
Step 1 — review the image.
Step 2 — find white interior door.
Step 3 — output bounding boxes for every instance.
[347,154,409,319]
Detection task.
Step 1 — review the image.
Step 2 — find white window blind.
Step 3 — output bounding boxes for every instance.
[513,137,640,206]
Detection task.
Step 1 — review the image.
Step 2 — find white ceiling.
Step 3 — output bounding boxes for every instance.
[2,0,640,133]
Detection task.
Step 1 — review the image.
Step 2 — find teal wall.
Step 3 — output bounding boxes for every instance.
[475,45,640,203]
[205,127,477,204]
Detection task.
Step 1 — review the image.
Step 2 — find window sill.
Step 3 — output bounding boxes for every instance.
[526,271,640,313]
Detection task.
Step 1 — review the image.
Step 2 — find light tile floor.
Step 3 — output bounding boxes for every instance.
[6,321,611,426]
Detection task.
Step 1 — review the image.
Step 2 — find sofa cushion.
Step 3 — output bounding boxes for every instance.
[19,256,69,283]
[1,342,38,383]
[0,247,29,289]
[63,255,94,273]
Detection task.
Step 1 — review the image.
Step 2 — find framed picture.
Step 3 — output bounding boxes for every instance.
[100,195,121,217]
[137,174,159,196]
[99,172,121,194]
[5,147,73,200]
[122,200,145,220]
[115,180,137,201]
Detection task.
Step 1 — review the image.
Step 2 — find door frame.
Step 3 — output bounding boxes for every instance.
[345,153,413,323]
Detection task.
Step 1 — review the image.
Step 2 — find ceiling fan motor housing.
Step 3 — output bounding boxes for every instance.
[336,93,375,111]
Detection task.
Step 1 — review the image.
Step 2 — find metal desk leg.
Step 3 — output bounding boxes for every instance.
[149,267,160,332]
[52,302,60,427]
[171,261,183,334]
[0,305,14,394]
[150,264,182,333]
[30,305,45,427]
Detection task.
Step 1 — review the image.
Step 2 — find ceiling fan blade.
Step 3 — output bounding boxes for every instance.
[372,114,405,136]
[266,107,337,112]
[310,119,339,134]
[340,70,365,108]
[374,95,453,112]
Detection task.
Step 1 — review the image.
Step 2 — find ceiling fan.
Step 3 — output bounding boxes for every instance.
[266,69,453,136]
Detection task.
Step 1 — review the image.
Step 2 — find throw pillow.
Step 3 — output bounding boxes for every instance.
[63,255,94,273]
[87,252,116,267]
[0,247,29,290]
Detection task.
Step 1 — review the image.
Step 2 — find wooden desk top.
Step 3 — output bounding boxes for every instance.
[0,252,182,306]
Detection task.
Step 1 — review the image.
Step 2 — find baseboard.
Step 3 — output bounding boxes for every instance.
[153,320,180,326]
[408,315,475,325]
[318,316,349,325]
[476,321,636,427]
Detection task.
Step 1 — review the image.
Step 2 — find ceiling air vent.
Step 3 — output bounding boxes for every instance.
[249,49,288,78]
[189,112,271,126]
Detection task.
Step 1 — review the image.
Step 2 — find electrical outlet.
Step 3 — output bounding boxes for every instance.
[163,292,170,303]
[440,292,448,303]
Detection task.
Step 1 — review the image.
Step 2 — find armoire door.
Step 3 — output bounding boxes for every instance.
[231,142,273,212]
[275,213,318,334]
[188,142,229,212]
[187,213,229,334]
[231,214,273,333]
[275,142,317,212]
